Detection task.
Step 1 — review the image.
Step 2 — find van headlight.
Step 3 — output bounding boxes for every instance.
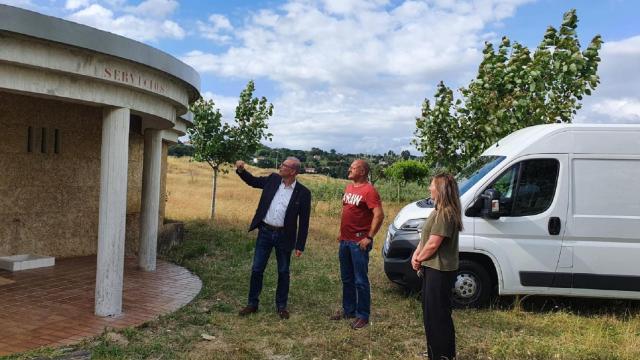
[400,218,426,231]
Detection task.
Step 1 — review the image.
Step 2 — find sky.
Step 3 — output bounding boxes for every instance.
[3,0,639,154]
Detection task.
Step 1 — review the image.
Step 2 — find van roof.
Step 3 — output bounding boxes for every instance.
[482,124,640,157]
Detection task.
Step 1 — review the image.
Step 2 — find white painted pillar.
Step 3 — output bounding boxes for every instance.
[95,107,130,317]
[138,129,162,271]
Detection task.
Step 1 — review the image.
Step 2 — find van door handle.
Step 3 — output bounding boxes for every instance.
[548,217,561,235]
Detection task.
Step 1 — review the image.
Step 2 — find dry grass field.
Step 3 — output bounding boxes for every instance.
[8,156,640,360]
[164,156,404,238]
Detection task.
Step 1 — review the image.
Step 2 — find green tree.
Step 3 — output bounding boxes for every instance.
[167,141,194,157]
[384,160,431,202]
[413,9,602,173]
[189,80,273,220]
[413,81,462,171]
[369,163,386,184]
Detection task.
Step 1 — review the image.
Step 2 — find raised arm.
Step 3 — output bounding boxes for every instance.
[235,160,269,189]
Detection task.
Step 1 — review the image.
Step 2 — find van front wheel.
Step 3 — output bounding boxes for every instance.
[452,260,492,308]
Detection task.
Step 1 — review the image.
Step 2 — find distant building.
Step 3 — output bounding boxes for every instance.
[313,155,322,160]
[304,168,317,174]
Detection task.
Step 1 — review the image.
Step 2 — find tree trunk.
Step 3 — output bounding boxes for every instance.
[210,167,218,221]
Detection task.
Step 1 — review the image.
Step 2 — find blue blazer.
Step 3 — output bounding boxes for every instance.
[237,169,311,252]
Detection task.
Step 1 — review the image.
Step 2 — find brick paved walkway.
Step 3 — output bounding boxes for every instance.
[0,256,202,356]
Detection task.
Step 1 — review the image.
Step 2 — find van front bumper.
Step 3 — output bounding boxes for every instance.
[382,224,421,289]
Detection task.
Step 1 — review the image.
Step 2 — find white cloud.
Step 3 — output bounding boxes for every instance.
[578,35,640,124]
[201,91,238,121]
[590,99,640,121]
[197,14,234,43]
[65,1,185,42]
[208,14,233,31]
[184,0,534,153]
[65,0,90,10]
[125,0,178,18]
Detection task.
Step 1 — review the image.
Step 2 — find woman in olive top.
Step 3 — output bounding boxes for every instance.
[411,173,462,360]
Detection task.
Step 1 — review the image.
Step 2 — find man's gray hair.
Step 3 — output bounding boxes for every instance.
[286,156,301,173]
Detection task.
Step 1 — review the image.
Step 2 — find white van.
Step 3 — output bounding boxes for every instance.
[382,124,640,307]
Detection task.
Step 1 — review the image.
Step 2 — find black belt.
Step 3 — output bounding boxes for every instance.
[261,222,285,232]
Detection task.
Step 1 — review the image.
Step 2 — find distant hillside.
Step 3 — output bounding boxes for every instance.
[169,143,417,180]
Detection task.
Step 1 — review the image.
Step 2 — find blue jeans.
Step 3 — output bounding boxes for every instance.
[247,226,292,310]
[339,240,372,320]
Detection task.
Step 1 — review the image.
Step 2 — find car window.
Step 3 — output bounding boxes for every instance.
[486,159,559,217]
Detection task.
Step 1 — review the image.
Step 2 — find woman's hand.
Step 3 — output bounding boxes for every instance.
[411,251,421,271]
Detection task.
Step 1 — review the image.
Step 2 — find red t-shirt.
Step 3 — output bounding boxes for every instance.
[340,183,382,242]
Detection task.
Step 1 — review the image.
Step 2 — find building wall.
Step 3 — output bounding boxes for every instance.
[0,92,150,258]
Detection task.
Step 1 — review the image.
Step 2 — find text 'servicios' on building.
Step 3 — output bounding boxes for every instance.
[0,5,201,316]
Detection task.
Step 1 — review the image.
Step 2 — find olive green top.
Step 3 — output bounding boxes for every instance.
[419,210,459,271]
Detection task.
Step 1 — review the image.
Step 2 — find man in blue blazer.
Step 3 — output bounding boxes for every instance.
[235,156,311,319]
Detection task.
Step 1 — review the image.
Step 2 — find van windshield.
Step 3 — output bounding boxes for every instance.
[457,155,505,196]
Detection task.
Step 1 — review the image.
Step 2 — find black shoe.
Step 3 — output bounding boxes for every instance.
[277,308,290,319]
[238,305,258,316]
[350,318,369,330]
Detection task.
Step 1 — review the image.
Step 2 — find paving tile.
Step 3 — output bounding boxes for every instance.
[0,256,201,357]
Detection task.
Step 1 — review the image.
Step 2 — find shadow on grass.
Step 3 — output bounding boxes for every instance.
[383,278,640,320]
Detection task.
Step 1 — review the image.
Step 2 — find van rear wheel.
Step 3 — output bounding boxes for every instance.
[452,260,492,308]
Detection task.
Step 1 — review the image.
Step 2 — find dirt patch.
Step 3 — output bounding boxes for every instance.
[104,332,129,347]
[187,331,233,359]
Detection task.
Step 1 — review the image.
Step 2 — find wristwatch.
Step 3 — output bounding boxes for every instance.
[366,235,374,241]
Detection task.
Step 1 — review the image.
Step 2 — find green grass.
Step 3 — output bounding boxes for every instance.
[7,219,640,359]
[306,178,429,215]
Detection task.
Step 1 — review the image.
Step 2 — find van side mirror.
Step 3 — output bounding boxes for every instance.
[480,189,502,219]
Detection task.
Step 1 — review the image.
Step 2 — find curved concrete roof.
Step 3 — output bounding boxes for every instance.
[0,4,200,102]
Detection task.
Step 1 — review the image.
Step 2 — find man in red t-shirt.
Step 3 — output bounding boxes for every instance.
[330,159,384,330]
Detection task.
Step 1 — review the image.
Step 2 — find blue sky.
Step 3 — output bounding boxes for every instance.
[3,0,640,154]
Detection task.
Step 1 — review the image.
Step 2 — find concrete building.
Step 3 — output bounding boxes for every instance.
[0,5,200,316]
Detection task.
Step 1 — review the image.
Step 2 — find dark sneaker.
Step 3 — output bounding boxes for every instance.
[238,305,258,316]
[351,318,369,330]
[277,308,290,320]
[329,311,356,320]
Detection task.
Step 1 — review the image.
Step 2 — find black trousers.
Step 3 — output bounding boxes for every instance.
[422,266,456,360]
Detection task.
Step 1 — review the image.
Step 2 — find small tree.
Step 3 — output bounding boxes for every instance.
[413,9,602,173]
[384,160,430,202]
[189,80,273,221]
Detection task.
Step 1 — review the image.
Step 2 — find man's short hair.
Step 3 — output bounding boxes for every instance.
[286,156,301,173]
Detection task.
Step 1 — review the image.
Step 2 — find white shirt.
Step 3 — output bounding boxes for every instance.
[263,180,296,227]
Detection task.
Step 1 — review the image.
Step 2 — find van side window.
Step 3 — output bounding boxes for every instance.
[511,159,559,216]
[486,159,559,217]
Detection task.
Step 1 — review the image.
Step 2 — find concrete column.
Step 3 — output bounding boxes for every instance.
[138,129,162,271]
[95,107,130,317]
